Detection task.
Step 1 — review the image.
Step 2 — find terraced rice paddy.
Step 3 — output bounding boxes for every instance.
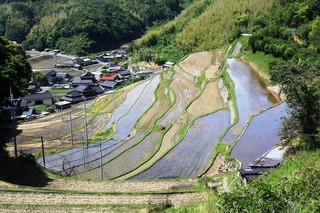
[115,75,160,137]
[105,80,150,129]
[222,58,278,144]
[179,51,214,76]
[136,71,174,131]
[78,132,161,180]
[39,133,145,175]
[187,80,224,120]
[230,103,288,168]
[36,50,285,182]
[132,110,230,179]
[158,73,200,126]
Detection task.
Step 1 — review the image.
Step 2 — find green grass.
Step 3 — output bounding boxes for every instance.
[51,88,71,94]
[32,105,47,112]
[243,51,280,77]
[90,128,113,142]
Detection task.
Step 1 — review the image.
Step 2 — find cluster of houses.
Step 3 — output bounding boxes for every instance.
[1,47,162,123]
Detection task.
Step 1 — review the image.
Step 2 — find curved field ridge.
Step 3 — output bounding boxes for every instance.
[78,132,161,179]
[115,75,160,137]
[132,110,230,179]
[222,59,278,144]
[158,73,200,125]
[105,80,150,129]
[230,102,289,168]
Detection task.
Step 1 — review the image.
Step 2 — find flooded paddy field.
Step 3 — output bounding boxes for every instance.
[105,80,150,129]
[78,132,161,179]
[40,132,146,175]
[230,103,288,168]
[115,75,160,136]
[132,110,230,179]
[136,72,174,131]
[222,59,278,144]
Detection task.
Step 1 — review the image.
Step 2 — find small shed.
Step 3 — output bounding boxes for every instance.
[163,61,175,69]
[55,101,71,110]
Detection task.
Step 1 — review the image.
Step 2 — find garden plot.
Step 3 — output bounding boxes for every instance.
[105,80,151,129]
[187,80,224,120]
[133,110,230,179]
[17,112,89,145]
[115,75,160,137]
[158,73,200,126]
[179,51,214,76]
[222,59,278,144]
[78,132,161,180]
[230,103,288,168]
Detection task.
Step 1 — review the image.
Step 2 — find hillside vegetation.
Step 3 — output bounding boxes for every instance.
[132,0,275,63]
[0,0,191,55]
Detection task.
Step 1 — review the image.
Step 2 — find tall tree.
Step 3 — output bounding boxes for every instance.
[270,61,320,146]
[0,37,32,100]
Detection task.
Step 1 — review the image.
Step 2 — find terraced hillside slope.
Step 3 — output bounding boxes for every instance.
[0,179,208,212]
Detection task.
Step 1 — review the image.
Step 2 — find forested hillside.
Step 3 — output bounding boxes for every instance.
[0,0,191,55]
[248,0,320,146]
[132,0,275,63]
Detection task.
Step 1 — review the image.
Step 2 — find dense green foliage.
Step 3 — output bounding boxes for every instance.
[132,0,275,63]
[270,61,320,145]
[0,36,32,100]
[218,149,320,212]
[0,0,190,55]
[249,0,320,145]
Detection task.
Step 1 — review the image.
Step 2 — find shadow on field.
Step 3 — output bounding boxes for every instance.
[0,153,50,187]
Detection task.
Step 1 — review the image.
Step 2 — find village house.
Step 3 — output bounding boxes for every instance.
[22,93,54,106]
[71,72,97,87]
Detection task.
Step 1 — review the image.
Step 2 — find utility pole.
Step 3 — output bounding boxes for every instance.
[113,86,116,124]
[69,112,74,145]
[41,136,45,167]
[10,87,17,158]
[99,139,103,180]
[83,96,88,147]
